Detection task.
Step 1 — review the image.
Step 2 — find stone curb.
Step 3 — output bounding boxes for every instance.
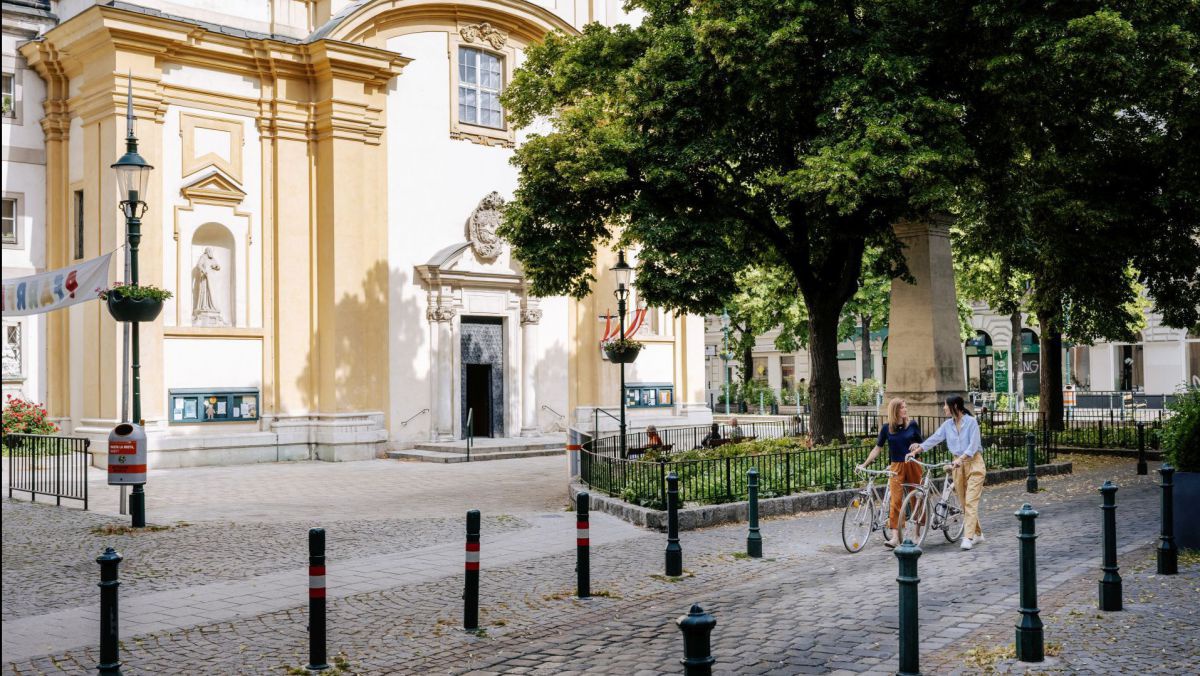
[1056,446,1163,460]
[570,461,1073,532]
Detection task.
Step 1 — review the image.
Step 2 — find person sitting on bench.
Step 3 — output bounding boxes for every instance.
[646,425,664,448]
[701,422,722,448]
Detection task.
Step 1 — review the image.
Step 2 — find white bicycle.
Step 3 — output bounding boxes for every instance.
[841,467,896,553]
[898,458,965,547]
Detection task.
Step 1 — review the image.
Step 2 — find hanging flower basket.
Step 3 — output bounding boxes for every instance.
[97,283,171,323]
[604,338,643,364]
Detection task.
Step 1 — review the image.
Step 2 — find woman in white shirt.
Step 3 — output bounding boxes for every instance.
[907,395,986,550]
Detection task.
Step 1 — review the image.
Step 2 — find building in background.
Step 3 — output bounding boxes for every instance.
[2,0,56,402]
[10,0,709,466]
[706,301,1200,406]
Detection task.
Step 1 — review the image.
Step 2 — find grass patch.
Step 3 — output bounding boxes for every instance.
[1179,548,1200,567]
[89,522,189,536]
[283,652,353,674]
[650,570,695,583]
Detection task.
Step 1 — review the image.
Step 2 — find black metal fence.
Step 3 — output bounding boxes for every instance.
[581,413,1056,508]
[4,434,91,509]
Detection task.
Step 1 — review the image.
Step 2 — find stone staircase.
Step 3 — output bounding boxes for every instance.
[386,434,566,463]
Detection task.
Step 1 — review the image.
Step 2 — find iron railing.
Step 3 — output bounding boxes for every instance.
[4,434,91,509]
[581,413,1055,508]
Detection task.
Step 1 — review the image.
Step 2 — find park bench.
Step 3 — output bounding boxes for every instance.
[625,444,673,460]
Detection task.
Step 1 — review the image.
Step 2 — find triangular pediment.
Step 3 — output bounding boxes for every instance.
[180,168,246,206]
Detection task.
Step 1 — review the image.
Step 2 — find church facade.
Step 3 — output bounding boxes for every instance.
[14,0,709,466]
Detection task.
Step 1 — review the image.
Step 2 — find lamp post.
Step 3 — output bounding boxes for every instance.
[720,310,731,416]
[611,250,634,458]
[112,78,153,528]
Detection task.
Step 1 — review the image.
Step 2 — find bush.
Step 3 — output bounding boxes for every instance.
[739,379,777,408]
[2,395,58,436]
[846,378,883,406]
[1162,388,1200,472]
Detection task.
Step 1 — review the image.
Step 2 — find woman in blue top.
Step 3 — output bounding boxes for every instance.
[907,395,986,550]
[857,398,922,548]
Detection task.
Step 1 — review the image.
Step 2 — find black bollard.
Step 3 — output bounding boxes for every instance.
[665,472,683,576]
[1136,422,1148,476]
[307,528,329,672]
[1025,432,1038,493]
[747,468,762,558]
[464,510,480,630]
[676,604,716,676]
[97,547,123,676]
[577,492,591,598]
[1158,465,1178,575]
[895,539,922,676]
[1015,504,1044,662]
[1098,481,1122,611]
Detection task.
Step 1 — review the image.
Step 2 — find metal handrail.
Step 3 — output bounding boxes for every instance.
[466,408,473,462]
[541,404,566,420]
[400,408,430,427]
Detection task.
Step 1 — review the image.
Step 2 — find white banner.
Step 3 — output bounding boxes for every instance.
[2,252,114,316]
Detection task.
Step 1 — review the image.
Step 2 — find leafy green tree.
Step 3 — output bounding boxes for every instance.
[939,1,1200,427]
[500,4,968,442]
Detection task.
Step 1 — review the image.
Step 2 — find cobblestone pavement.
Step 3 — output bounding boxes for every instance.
[924,547,1200,674]
[4,455,1193,674]
[1,500,532,621]
[1,455,569,523]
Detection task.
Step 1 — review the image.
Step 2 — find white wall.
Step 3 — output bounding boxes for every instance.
[1143,341,1182,394]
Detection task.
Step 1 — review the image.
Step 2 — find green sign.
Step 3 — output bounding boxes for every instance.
[837,349,857,360]
[994,349,1009,392]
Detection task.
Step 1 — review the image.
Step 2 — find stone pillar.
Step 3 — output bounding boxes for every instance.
[886,218,966,418]
[520,307,542,436]
[430,305,456,440]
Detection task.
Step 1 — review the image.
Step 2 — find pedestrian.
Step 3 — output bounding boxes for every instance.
[857,398,923,548]
[701,422,722,448]
[646,425,664,447]
[728,417,745,441]
[907,395,986,550]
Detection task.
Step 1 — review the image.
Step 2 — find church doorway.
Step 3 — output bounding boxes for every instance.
[464,364,493,437]
[460,317,504,438]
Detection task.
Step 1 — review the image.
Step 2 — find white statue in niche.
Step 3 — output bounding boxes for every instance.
[192,246,225,326]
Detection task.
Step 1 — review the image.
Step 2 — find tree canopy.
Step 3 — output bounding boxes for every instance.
[501,2,969,441]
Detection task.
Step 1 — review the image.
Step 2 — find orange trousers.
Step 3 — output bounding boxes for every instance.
[888,461,923,530]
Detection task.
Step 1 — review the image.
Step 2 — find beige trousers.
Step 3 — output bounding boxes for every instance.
[952,453,986,539]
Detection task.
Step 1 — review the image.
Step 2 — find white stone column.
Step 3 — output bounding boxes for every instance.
[430,305,456,440]
[520,307,542,436]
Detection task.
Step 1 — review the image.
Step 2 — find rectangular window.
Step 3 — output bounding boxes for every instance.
[1,198,16,246]
[752,356,768,383]
[781,355,795,391]
[2,322,22,378]
[1,73,14,119]
[73,190,85,259]
[458,47,504,129]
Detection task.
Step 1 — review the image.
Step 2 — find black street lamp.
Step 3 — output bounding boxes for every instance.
[112,79,153,528]
[611,250,635,457]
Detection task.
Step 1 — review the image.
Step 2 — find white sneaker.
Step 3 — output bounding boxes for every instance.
[960,538,974,551]
[974,534,985,544]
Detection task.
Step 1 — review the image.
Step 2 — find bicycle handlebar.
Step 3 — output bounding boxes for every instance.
[906,457,951,469]
[854,467,895,477]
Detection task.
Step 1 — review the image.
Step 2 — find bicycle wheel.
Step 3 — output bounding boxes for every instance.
[878,487,894,544]
[841,493,874,553]
[899,490,930,548]
[941,490,965,542]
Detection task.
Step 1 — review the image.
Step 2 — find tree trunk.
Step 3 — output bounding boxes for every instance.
[860,314,873,381]
[741,337,755,385]
[1010,309,1023,403]
[807,303,845,443]
[1037,309,1065,431]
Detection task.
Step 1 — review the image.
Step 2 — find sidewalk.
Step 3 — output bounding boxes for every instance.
[1,511,647,663]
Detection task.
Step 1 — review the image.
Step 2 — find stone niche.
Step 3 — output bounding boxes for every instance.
[189,222,236,327]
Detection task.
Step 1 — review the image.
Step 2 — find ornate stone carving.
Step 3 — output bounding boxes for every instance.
[192,247,226,327]
[466,191,506,261]
[427,305,457,322]
[520,308,543,325]
[460,22,507,50]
